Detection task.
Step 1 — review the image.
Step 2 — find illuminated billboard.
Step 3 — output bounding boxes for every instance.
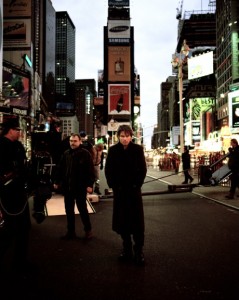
[108,46,131,81]
[187,98,214,121]
[108,84,131,115]
[98,69,104,97]
[228,90,239,129]
[188,51,214,80]
[2,65,30,110]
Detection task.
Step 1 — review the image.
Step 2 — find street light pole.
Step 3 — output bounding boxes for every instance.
[178,60,184,155]
[171,39,189,155]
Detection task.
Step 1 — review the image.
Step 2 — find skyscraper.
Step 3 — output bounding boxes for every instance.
[55,11,75,113]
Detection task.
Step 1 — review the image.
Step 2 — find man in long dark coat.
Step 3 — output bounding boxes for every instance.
[105,125,147,266]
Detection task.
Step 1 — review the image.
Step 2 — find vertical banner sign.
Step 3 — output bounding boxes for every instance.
[108,84,131,115]
[108,46,131,81]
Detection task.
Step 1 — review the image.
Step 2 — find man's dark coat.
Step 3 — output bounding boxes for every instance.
[105,142,147,234]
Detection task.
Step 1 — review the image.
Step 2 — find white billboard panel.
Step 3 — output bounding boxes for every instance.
[108,20,130,39]
[188,51,214,80]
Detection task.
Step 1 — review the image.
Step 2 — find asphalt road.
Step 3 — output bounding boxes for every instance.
[1,178,239,300]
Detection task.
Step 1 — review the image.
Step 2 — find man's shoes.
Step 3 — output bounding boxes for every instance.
[60,232,77,240]
[182,181,187,184]
[225,195,234,199]
[134,252,145,266]
[190,178,194,184]
[84,230,93,240]
[118,249,133,262]
[32,211,46,224]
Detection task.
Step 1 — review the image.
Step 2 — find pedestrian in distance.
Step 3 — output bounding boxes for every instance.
[105,124,147,266]
[92,143,104,195]
[172,151,180,174]
[79,131,94,158]
[53,133,95,240]
[225,138,239,199]
[182,146,194,184]
[0,118,33,275]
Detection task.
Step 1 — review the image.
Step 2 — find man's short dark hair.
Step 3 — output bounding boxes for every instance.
[1,118,20,136]
[117,125,133,137]
[70,133,82,140]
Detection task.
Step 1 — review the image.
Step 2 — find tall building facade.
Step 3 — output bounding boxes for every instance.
[100,0,141,145]
[216,0,239,150]
[0,0,3,94]
[55,11,75,112]
[40,0,56,114]
[163,2,217,151]
[75,79,96,137]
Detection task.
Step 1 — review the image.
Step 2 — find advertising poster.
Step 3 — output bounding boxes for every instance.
[108,46,131,81]
[228,90,239,129]
[188,51,213,80]
[187,97,214,121]
[192,121,201,143]
[98,69,104,97]
[232,95,239,128]
[3,0,31,18]
[3,19,31,48]
[2,65,30,110]
[108,84,130,115]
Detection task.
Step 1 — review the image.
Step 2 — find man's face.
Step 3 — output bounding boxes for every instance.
[9,128,21,141]
[69,135,81,149]
[119,131,132,148]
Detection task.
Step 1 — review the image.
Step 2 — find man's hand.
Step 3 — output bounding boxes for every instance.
[53,184,59,190]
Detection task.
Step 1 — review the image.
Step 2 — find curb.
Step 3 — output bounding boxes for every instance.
[147,174,239,212]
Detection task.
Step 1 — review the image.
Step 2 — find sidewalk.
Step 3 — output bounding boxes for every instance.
[145,166,239,211]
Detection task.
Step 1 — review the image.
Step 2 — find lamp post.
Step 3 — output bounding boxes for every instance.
[171,39,190,155]
[106,134,109,150]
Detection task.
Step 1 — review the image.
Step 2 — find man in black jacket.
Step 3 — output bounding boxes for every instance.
[0,118,31,274]
[54,134,95,240]
[105,125,147,266]
[226,138,239,199]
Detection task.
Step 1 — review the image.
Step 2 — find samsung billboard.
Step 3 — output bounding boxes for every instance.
[108,0,129,6]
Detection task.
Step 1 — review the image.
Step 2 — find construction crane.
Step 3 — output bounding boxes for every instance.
[176,0,183,20]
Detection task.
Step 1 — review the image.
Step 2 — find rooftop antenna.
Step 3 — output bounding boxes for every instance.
[176,0,183,20]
